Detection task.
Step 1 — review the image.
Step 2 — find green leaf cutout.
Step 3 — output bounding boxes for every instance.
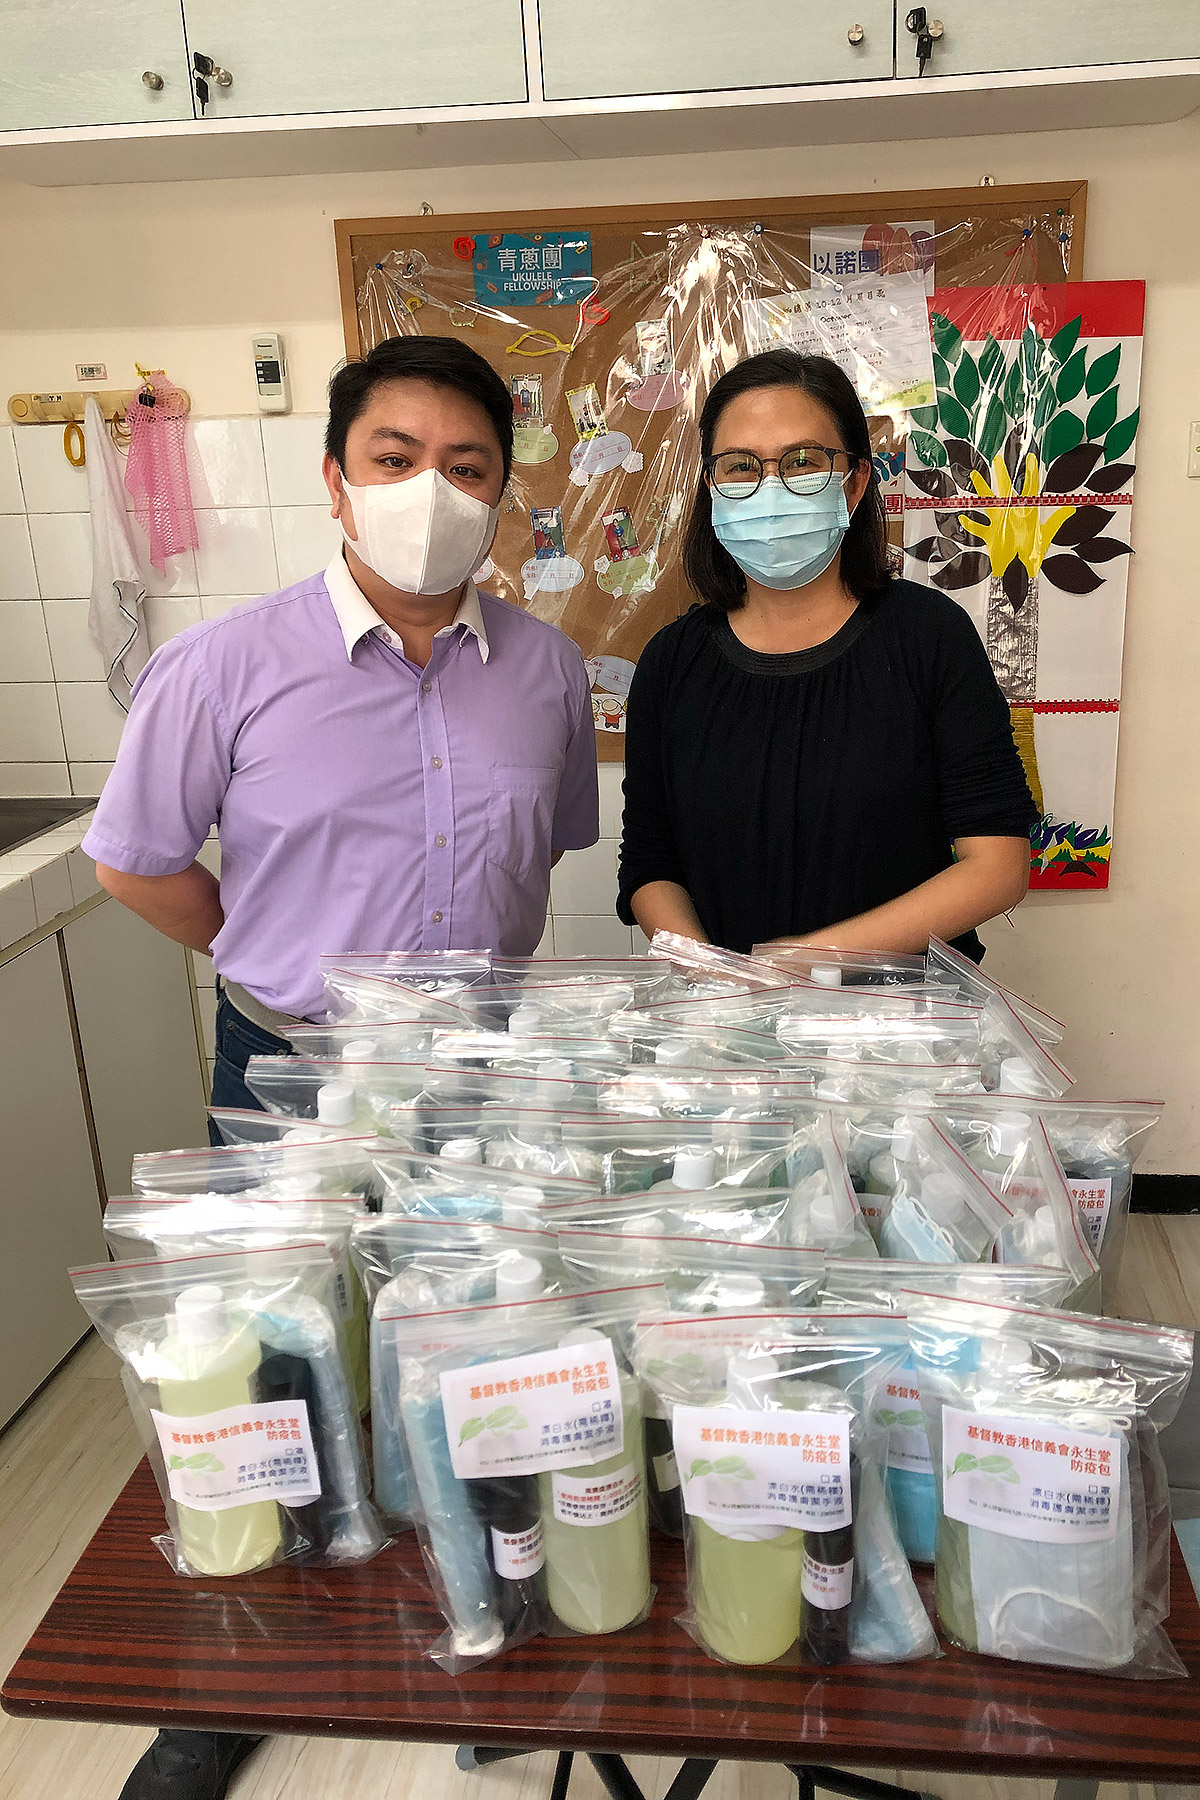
[938,393,973,440]
[1020,325,1044,383]
[908,428,947,469]
[1104,408,1139,462]
[1085,345,1121,395]
[953,355,981,409]
[1042,410,1085,466]
[977,394,1008,463]
[1033,380,1059,431]
[1055,349,1087,404]
[908,404,939,431]
[1049,315,1082,363]
[459,1416,485,1444]
[1002,358,1025,422]
[977,335,1003,388]
[931,314,963,364]
[1086,388,1119,440]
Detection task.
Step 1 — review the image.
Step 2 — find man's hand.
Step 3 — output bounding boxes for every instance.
[95,861,225,956]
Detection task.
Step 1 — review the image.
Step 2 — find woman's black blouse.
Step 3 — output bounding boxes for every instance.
[616,579,1038,962]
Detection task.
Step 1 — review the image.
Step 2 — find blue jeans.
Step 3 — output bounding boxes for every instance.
[208,985,294,1146]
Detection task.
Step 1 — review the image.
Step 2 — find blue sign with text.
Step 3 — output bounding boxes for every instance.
[473,231,592,308]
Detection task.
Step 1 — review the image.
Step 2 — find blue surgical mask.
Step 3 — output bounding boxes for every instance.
[710,474,850,591]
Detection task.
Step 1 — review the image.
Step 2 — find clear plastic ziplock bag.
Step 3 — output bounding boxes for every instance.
[605,1011,784,1069]
[370,1146,590,1220]
[556,1112,797,1192]
[131,1137,379,1201]
[926,934,1065,1048]
[208,1109,369,1149]
[791,1056,985,1105]
[633,1310,939,1666]
[378,1282,665,1668]
[452,976,657,1033]
[286,1019,436,1060]
[104,1195,372,1416]
[71,1241,386,1573]
[777,1006,983,1069]
[428,1062,615,1119]
[357,1216,565,1526]
[492,955,684,1003]
[633,986,816,1032]
[871,1118,1012,1264]
[978,993,1073,1098]
[599,1068,812,1122]
[319,959,486,1028]
[559,1232,823,1536]
[907,1292,1194,1676]
[425,1028,631,1099]
[820,1260,1077,1565]
[750,945,928,989]
[244,1055,429,1133]
[647,929,798,995]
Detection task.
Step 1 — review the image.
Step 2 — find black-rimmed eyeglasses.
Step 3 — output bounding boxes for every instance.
[704,444,855,499]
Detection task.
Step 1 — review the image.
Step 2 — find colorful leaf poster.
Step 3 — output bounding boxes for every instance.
[903,283,1144,889]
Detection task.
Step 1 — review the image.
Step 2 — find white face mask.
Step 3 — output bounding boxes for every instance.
[340,466,499,596]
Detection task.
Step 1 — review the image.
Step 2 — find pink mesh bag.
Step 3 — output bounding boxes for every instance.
[123,374,198,572]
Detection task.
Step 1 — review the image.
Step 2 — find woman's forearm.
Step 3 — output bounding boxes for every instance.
[629,880,708,945]
[95,861,225,956]
[762,837,1029,956]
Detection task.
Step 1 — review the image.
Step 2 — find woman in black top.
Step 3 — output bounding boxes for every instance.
[617,351,1037,960]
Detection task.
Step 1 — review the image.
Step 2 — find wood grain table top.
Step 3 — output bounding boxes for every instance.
[4,1460,1200,1780]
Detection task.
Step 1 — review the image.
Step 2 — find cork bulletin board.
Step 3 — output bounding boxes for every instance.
[331,181,1141,894]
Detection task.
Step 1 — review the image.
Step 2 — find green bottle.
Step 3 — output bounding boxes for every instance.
[539,1328,651,1634]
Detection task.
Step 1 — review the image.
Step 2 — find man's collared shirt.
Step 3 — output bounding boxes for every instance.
[83,555,599,1019]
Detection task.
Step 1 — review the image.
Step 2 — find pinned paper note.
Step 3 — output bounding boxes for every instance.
[743,272,935,414]
[810,220,936,297]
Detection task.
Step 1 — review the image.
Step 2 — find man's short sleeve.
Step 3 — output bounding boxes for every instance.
[81,635,233,876]
[551,648,600,854]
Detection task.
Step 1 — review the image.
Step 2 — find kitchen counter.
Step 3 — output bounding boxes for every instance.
[0,802,101,951]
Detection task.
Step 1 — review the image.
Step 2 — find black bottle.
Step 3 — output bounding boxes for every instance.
[468,1474,547,1633]
[800,1450,859,1666]
[254,1349,332,1560]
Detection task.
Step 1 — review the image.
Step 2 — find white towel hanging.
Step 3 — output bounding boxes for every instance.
[85,396,149,712]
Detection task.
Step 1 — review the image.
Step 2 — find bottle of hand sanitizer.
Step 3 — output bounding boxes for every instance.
[155,1284,283,1577]
[649,1145,717,1193]
[539,1328,651,1634]
[693,1351,804,1664]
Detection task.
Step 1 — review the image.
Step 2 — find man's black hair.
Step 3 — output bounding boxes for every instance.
[326,335,514,484]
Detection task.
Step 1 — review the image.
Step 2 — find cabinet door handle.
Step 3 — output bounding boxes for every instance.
[192,50,233,114]
[847,23,865,44]
[141,71,165,91]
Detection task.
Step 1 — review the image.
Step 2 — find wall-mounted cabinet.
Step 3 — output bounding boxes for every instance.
[0,0,193,129]
[910,1,1200,79]
[539,1,894,102]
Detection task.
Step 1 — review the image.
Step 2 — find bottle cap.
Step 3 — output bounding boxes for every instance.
[280,1123,330,1146]
[507,1004,543,1038]
[316,1080,356,1126]
[340,1037,378,1062]
[174,1284,228,1346]
[810,963,843,988]
[807,1189,840,1240]
[672,1146,716,1189]
[501,1186,544,1228]
[495,1252,545,1300]
[725,1348,778,1409]
[998,1056,1036,1095]
[714,1273,766,1309]
[890,1121,916,1161]
[992,1110,1033,1156]
[439,1136,483,1164]
[655,1038,697,1067]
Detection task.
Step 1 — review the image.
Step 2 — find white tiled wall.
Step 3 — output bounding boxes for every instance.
[0,413,632,958]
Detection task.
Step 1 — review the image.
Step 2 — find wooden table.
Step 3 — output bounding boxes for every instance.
[5,1461,1200,1787]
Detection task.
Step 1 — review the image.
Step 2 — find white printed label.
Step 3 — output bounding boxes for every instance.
[653,1448,680,1493]
[942,1407,1120,1544]
[802,1552,854,1611]
[441,1339,623,1479]
[876,1367,932,1475]
[491,1520,545,1578]
[674,1405,851,1530]
[552,1464,641,1527]
[151,1401,320,1513]
[1069,1176,1113,1252]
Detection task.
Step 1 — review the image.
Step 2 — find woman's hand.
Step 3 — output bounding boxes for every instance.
[761,835,1029,955]
[630,880,709,945]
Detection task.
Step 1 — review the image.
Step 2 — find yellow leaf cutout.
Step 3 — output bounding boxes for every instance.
[957,454,1076,580]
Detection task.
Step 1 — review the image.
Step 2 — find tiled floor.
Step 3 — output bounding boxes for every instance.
[2,1216,1198,1800]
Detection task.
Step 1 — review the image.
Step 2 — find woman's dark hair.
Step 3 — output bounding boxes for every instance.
[682,350,891,609]
[326,335,514,484]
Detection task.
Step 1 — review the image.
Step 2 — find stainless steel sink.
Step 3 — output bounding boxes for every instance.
[0,797,98,857]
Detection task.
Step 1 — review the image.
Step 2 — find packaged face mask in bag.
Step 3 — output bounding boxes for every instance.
[874,1119,1010,1264]
[131,1137,379,1201]
[925,934,1065,1048]
[783,1109,879,1258]
[354,1216,565,1526]
[245,1055,429,1134]
[821,1260,1076,1565]
[634,1310,939,1666]
[371,1146,589,1221]
[104,1194,372,1417]
[750,945,927,989]
[378,1283,663,1667]
[908,1292,1193,1676]
[72,1242,386,1573]
[977,994,1073,1098]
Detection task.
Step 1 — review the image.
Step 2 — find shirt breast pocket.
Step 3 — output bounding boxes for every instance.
[487,763,561,880]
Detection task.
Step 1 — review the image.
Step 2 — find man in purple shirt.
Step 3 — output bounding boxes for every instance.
[84,335,598,1800]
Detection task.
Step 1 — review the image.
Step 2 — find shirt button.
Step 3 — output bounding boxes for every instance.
[431,755,442,770]
[432,910,443,923]
[421,681,432,694]
[435,834,447,848]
